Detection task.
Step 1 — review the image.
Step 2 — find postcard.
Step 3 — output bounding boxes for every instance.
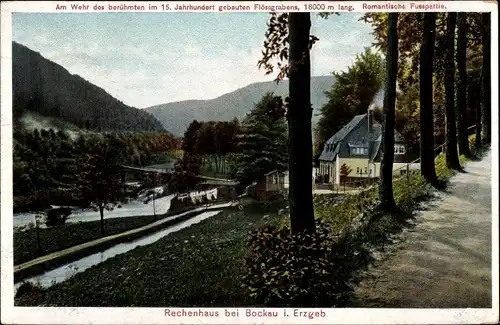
[1,1,498,324]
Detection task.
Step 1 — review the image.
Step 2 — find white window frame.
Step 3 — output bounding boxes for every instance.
[394,145,406,155]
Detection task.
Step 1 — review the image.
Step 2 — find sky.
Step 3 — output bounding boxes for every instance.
[12,12,376,108]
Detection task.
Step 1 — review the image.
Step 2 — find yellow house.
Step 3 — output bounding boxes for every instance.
[318,109,415,185]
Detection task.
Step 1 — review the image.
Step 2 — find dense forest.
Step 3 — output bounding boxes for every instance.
[12,42,165,132]
[13,128,180,212]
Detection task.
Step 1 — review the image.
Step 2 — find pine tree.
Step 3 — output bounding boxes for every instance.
[229,93,288,186]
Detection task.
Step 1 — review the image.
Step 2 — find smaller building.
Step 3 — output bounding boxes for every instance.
[248,170,286,201]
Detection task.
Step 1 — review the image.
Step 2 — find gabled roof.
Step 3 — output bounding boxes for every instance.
[318,112,405,162]
[326,114,366,146]
[264,170,285,176]
[318,114,366,161]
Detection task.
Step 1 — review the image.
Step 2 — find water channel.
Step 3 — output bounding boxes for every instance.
[15,208,225,293]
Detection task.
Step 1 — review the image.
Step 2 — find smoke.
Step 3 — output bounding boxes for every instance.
[368,88,384,111]
[20,113,84,141]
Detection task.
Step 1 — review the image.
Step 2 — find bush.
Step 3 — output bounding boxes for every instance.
[243,199,286,214]
[15,281,44,299]
[45,207,72,226]
[242,220,353,307]
[469,131,488,151]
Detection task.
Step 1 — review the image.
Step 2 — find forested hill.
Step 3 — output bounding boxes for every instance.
[145,75,335,136]
[12,42,165,132]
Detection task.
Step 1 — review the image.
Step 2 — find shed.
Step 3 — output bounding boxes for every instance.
[252,170,286,201]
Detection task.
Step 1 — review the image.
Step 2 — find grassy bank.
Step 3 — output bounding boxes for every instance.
[14,215,160,265]
[15,147,486,307]
[15,204,283,306]
[15,198,232,266]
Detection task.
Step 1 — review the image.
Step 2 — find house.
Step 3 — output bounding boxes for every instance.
[318,108,417,185]
[246,170,286,201]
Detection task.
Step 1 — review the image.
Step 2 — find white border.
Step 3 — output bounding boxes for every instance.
[0,1,495,12]
[1,2,498,324]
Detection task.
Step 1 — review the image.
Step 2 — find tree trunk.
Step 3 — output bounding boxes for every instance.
[475,70,483,150]
[444,12,462,170]
[287,13,315,234]
[457,13,473,158]
[379,12,399,212]
[99,204,105,237]
[420,13,439,185]
[482,13,491,143]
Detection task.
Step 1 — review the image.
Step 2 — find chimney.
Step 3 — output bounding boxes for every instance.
[367,108,374,133]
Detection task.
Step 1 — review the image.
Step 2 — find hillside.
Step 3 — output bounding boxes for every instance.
[12,42,165,132]
[145,76,335,136]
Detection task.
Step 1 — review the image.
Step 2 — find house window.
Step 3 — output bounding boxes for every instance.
[364,167,368,174]
[351,146,368,155]
[356,167,360,174]
[395,145,406,155]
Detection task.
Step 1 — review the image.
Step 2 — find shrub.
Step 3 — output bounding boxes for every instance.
[15,281,44,299]
[242,220,353,307]
[243,199,286,214]
[469,134,476,150]
[45,207,72,226]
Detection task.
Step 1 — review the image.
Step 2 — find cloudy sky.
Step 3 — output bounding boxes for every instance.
[12,12,375,108]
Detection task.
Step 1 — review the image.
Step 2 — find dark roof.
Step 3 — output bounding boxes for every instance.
[327,114,366,145]
[264,170,285,176]
[319,113,404,162]
[318,114,365,162]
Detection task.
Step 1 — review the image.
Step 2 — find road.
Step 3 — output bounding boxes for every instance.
[353,150,493,308]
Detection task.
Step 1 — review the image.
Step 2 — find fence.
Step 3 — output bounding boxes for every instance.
[314,125,477,195]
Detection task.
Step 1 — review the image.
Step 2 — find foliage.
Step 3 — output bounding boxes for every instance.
[169,153,202,194]
[392,83,421,155]
[314,48,385,160]
[228,93,288,185]
[183,119,240,177]
[77,136,127,210]
[361,13,483,91]
[361,13,485,154]
[182,120,202,154]
[45,208,72,227]
[242,199,287,215]
[15,281,44,300]
[242,220,353,307]
[257,13,339,81]
[13,42,165,132]
[314,189,378,234]
[339,164,352,183]
[13,128,180,212]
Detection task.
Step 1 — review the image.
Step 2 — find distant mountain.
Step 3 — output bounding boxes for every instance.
[145,76,335,136]
[12,42,166,133]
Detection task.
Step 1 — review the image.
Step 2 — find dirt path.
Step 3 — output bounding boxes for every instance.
[353,151,493,308]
